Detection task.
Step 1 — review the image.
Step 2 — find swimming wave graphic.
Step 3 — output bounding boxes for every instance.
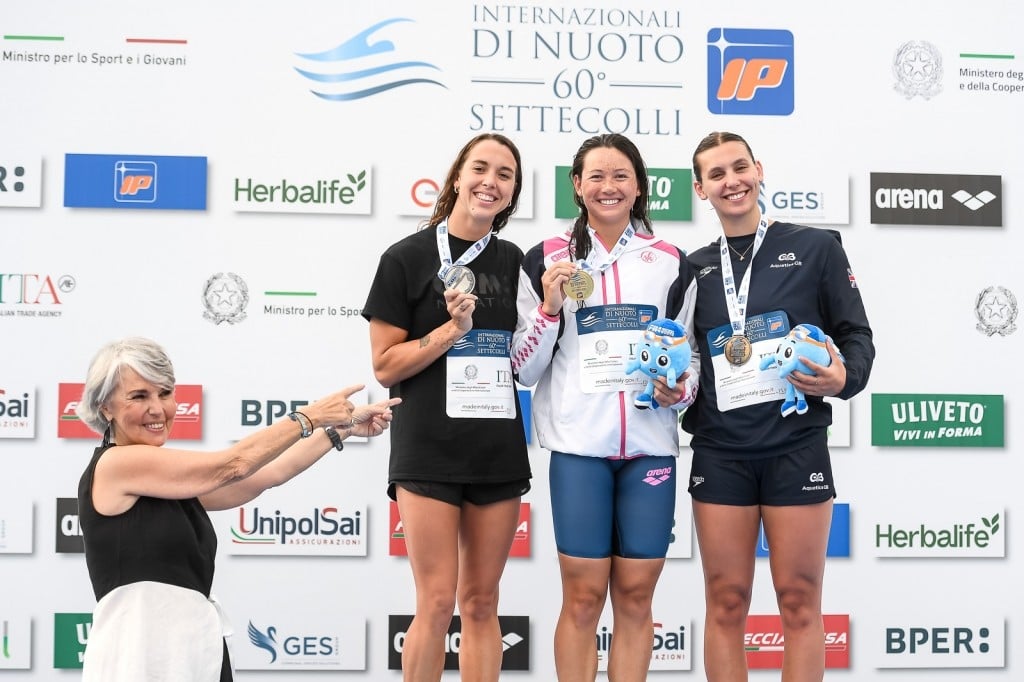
[294,18,446,101]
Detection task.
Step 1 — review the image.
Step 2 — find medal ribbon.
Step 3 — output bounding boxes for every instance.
[719,215,769,336]
[575,221,637,277]
[436,221,493,282]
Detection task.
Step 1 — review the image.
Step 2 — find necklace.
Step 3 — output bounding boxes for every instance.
[728,241,754,261]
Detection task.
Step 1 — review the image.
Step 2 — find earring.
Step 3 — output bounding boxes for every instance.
[454,186,459,194]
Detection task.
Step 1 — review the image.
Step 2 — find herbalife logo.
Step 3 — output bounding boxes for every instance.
[951,189,996,211]
[232,165,372,215]
[874,512,1004,557]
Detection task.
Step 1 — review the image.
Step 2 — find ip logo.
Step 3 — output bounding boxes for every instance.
[115,160,156,202]
[707,28,794,116]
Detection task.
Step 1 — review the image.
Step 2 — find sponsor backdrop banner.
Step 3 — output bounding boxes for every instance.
[1,1,1022,679]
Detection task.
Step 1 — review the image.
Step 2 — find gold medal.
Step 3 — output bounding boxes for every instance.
[562,269,594,301]
[724,334,752,366]
[443,265,476,293]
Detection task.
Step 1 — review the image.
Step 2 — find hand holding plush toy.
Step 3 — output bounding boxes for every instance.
[624,318,691,410]
[758,323,842,417]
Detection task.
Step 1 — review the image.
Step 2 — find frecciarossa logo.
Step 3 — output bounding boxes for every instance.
[869,172,1001,226]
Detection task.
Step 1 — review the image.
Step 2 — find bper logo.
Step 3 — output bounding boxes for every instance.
[707,28,794,115]
[878,621,1005,669]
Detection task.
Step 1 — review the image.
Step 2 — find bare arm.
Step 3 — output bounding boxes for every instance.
[200,396,400,510]
[369,289,476,388]
[91,385,369,515]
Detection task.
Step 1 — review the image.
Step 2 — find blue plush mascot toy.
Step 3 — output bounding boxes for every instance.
[758,323,840,417]
[624,317,691,410]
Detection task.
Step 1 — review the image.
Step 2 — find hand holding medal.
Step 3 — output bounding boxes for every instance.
[444,287,477,332]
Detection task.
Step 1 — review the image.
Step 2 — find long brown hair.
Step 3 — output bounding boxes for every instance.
[568,133,652,261]
[425,133,523,234]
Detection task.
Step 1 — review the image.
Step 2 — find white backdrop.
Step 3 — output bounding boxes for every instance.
[1,0,1021,679]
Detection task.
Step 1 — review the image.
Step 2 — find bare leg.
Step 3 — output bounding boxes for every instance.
[762,501,832,682]
[456,497,521,682]
[607,556,665,681]
[553,554,611,681]
[693,501,761,682]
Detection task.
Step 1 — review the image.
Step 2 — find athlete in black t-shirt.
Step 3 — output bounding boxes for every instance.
[362,134,531,681]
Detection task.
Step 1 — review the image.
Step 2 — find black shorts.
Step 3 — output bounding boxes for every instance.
[389,479,531,507]
[687,441,836,506]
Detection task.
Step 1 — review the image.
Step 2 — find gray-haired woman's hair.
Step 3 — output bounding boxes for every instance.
[77,337,176,435]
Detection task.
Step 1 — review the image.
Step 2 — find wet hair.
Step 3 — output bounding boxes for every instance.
[425,133,523,234]
[77,337,176,435]
[691,131,756,183]
[568,133,652,261]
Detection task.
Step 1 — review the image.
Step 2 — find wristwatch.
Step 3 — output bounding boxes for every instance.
[288,411,313,438]
[323,425,344,451]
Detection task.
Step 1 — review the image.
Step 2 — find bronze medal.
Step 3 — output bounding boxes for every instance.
[562,270,594,301]
[443,265,476,293]
[724,334,752,366]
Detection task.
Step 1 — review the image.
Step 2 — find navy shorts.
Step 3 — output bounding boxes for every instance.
[549,451,677,559]
[389,479,531,506]
[687,440,836,506]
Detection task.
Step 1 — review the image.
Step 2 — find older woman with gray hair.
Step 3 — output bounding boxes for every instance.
[75,336,400,681]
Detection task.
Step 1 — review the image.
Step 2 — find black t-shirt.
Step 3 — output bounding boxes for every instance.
[362,226,531,483]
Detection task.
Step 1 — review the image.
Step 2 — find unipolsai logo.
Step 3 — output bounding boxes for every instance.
[293,18,445,101]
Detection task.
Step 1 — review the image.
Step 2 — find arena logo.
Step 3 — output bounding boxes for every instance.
[869,172,1002,226]
[293,18,445,102]
[875,619,1005,668]
[54,497,84,554]
[0,387,35,438]
[388,615,529,671]
[63,153,207,210]
[707,27,795,116]
[0,159,42,207]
